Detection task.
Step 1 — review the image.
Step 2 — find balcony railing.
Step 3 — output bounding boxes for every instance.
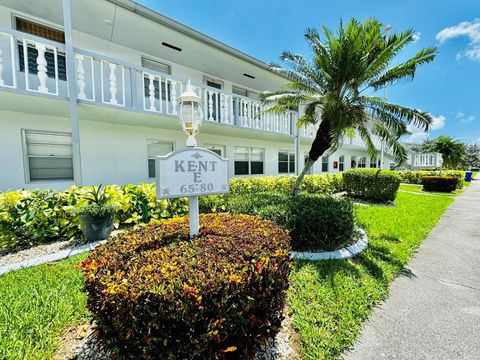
[0,27,296,136]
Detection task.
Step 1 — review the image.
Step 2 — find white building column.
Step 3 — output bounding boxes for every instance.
[63,0,83,186]
[295,103,304,175]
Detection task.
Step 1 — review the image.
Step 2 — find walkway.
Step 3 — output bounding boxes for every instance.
[344,179,480,360]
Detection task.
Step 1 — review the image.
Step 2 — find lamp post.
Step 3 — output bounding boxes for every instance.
[177,80,203,237]
[177,80,203,147]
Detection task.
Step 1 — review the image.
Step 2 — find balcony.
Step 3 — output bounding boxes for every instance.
[302,123,385,151]
[0,27,296,136]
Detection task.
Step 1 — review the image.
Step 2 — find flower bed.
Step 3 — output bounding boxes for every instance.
[80,213,291,359]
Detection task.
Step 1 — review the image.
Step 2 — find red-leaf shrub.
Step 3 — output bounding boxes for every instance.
[421,176,458,193]
[80,214,291,359]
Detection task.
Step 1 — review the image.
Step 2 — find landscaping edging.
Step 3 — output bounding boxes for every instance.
[291,227,368,261]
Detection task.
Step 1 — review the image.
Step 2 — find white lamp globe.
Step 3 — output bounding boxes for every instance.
[177,80,203,147]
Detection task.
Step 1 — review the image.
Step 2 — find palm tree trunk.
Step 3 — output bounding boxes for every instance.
[292,119,332,196]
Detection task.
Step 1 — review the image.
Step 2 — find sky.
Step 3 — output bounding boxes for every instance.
[138,0,480,144]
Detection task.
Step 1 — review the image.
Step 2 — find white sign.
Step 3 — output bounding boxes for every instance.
[155,147,229,199]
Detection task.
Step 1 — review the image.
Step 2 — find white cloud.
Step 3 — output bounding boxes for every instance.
[436,18,480,61]
[404,114,445,143]
[412,32,421,43]
[456,112,476,123]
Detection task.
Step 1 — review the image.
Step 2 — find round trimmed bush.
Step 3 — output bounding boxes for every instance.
[80,213,291,359]
[223,193,355,252]
[421,176,458,193]
[343,168,400,203]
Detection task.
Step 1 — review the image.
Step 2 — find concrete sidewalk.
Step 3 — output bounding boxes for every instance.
[344,179,480,360]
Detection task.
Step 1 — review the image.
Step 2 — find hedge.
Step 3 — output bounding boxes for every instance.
[343,169,401,203]
[214,193,355,252]
[422,176,458,193]
[396,170,464,189]
[81,213,291,359]
[0,185,188,252]
[229,174,344,195]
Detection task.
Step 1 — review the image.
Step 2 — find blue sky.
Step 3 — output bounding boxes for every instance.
[138,0,480,144]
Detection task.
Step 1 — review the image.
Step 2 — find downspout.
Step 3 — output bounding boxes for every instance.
[295,103,304,175]
[63,0,83,186]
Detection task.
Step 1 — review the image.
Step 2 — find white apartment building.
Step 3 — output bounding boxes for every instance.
[0,0,395,192]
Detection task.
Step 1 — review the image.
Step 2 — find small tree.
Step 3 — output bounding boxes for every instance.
[262,19,437,195]
[427,136,465,169]
[463,143,480,169]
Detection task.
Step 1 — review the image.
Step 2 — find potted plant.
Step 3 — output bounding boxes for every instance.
[75,185,115,242]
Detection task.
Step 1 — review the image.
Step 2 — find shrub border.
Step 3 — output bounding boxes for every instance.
[290,227,367,261]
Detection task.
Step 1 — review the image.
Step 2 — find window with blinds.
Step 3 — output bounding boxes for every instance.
[234,147,264,175]
[147,140,174,178]
[278,150,295,174]
[23,130,73,181]
[141,56,171,75]
[321,156,329,172]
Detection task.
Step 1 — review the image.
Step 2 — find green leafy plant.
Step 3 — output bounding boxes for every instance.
[343,169,401,203]
[396,170,464,188]
[73,185,115,217]
[221,193,355,252]
[80,213,291,359]
[421,176,458,193]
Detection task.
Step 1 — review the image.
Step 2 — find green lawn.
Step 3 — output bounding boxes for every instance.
[399,184,462,196]
[0,255,88,359]
[0,191,455,359]
[288,192,454,359]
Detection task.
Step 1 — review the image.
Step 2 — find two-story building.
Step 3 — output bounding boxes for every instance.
[0,0,396,192]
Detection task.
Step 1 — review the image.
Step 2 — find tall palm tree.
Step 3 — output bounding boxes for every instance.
[262,19,437,195]
[428,136,465,169]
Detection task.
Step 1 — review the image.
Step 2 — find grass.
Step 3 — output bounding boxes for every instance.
[399,184,462,196]
[288,191,454,359]
[0,254,88,360]
[0,190,456,359]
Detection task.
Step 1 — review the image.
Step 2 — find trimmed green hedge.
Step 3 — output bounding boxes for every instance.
[422,176,458,193]
[81,213,291,358]
[220,193,355,252]
[343,169,401,203]
[229,174,344,195]
[396,170,464,189]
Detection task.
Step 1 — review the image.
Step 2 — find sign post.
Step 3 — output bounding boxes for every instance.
[155,148,229,238]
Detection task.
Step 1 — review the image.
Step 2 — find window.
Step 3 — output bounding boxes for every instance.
[234,147,264,175]
[15,17,66,81]
[16,17,65,43]
[278,150,295,174]
[204,144,225,157]
[321,156,329,172]
[339,155,345,171]
[370,157,377,168]
[351,155,357,169]
[23,130,73,181]
[147,140,174,178]
[232,86,259,99]
[141,56,171,75]
[358,156,367,168]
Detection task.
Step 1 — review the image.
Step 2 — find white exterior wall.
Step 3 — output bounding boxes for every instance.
[0,109,393,192]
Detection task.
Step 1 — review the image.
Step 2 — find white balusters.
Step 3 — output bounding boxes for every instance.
[75,54,86,100]
[148,74,155,111]
[208,90,214,121]
[100,60,124,106]
[171,81,177,115]
[0,47,3,86]
[108,63,117,105]
[35,43,48,93]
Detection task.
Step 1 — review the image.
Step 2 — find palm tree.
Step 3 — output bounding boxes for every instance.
[428,136,465,169]
[262,19,437,195]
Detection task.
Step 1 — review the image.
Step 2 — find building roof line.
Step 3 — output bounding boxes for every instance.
[106,0,283,78]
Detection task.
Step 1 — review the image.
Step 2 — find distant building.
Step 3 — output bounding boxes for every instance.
[0,0,396,191]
